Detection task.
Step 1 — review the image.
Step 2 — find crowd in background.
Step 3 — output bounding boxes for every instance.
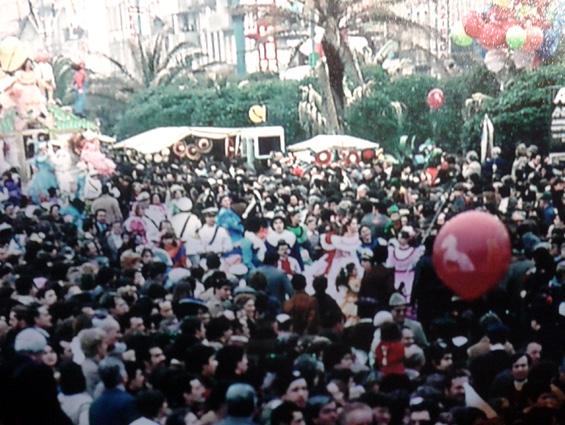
[0,142,563,425]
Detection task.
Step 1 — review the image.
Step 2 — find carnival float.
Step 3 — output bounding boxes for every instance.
[0,36,115,202]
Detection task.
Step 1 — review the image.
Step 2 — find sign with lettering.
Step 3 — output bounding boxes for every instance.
[551,87,565,161]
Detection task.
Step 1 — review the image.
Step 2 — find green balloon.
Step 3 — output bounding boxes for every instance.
[506,25,526,50]
[451,22,473,47]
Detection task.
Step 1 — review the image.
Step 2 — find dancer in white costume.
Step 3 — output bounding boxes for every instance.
[385,226,424,301]
[50,140,77,195]
[170,197,202,257]
[305,217,363,298]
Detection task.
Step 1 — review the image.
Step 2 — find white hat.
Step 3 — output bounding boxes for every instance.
[175,197,193,212]
[14,328,47,353]
[136,192,150,202]
[373,311,393,327]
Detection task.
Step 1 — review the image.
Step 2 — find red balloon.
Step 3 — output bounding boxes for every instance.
[523,27,544,52]
[463,11,484,38]
[432,211,511,300]
[478,22,507,49]
[427,88,445,110]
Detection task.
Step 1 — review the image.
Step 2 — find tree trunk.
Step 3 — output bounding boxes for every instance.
[320,18,346,134]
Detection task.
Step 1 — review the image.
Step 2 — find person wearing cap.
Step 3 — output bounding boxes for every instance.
[170,196,202,260]
[0,324,73,425]
[198,207,233,256]
[275,369,309,409]
[388,293,428,348]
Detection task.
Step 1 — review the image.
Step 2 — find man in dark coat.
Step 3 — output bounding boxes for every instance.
[0,328,73,425]
[90,361,139,425]
[359,245,395,310]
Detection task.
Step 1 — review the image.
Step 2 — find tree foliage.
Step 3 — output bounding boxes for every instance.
[347,66,499,153]
[114,79,306,144]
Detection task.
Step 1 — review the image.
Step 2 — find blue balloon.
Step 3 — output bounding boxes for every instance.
[540,27,562,60]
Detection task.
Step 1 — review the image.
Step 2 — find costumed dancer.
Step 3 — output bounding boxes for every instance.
[145,193,169,245]
[385,226,424,301]
[170,197,202,264]
[240,216,267,272]
[26,140,59,203]
[50,139,77,195]
[79,133,116,176]
[34,51,55,103]
[266,212,302,270]
[72,62,87,117]
[124,202,148,245]
[217,195,244,246]
[13,59,50,124]
[306,217,363,297]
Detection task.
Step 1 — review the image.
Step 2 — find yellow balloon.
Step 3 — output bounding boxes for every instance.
[0,37,30,72]
[249,105,267,124]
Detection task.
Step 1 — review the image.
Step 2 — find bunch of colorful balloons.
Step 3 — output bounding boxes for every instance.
[451,0,565,72]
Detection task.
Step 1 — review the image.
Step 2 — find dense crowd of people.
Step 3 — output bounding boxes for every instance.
[0,141,563,425]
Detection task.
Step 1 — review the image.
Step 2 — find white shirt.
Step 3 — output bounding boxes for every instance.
[129,417,160,425]
[198,224,233,254]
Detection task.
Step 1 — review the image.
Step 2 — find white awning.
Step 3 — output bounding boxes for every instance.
[113,126,242,154]
[288,135,379,153]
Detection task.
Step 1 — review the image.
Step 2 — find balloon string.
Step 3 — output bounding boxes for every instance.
[423,181,456,243]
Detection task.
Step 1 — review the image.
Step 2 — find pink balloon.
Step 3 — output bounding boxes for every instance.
[427,88,445,110]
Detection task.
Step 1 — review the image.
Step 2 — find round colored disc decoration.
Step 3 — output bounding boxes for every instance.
[427,88,445,110]
[432,211,511,300]
[506,25,527,49]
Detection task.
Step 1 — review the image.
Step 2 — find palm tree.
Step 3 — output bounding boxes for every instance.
[245,0,448,134]
[89,30,203,103]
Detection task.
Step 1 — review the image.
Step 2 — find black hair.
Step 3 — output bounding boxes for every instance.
[136,389,165,419]
[291,274,307,291]
[59,361,87,395]
[263,251,279,266]
[312,276,328,294]
[99,363,123,389]
[271,401,301,425]
[215,345,245,381]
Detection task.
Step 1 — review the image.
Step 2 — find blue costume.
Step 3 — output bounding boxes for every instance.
[27,154,59,203]
[217,207,244,244]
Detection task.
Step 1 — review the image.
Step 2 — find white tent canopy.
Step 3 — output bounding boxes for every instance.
[288,135,380,153]
[113,126,242,155]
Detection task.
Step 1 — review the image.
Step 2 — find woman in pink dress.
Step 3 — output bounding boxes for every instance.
[80,135,116,176]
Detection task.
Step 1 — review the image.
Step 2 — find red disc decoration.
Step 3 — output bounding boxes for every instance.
[345,151,360,165]
[315,150,332,165]
[361,148,376,163]
[172,140,187,157]
[463,11,484,38]
[427,88,445,110]
[432,211,511,300]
